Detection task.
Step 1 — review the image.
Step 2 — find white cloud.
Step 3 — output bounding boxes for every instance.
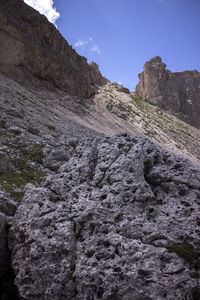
[74,38,101,55]
[74,39,88,47]
[23,0,60,25]
[91,44,101,54]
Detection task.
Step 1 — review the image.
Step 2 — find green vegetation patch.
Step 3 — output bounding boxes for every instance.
[191,273,200,279]
[0,142,46,202]
[130,94,147,110]
[167,242,196,263]
[106,103,113,112]
[116,102,127,112]
[20,144,44,164]
[0,167,45,202]
[88,172,94,181]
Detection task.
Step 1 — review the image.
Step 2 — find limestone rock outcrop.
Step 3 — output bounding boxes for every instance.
[0,0,107,98]
[9,134,200,300]
[0,152,15,172]
[135,56,200,128]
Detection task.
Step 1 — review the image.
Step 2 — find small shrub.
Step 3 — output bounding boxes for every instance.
[47,124,56,131]
[88,172,94,181]
[167,242,196,263]
[106,103,113,112]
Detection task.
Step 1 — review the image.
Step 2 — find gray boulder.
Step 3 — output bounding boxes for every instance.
[112,82,130,94]
[43,145,73,171]
[9,135,200,300]
[5,107,25,119]
[8,125,24,135]
[0,190,17,217]
[0,151,15,172]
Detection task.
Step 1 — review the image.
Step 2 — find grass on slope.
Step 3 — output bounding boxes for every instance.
[0,141,46,202]
[105,89,200,161]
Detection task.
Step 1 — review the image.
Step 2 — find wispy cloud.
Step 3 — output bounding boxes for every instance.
[157,0,164,3]
[74,37,101,55]
[74,39,88,47]
[23,0,60,25]
[91,44,101,54]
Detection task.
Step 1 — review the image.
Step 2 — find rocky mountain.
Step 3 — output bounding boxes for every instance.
[135,56,200,128]
[0,1,200,299]
[0,0,106,98]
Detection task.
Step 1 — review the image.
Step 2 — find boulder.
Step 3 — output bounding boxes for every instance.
[0,152,15,172]
[9,135,200,300]
[0,191,17,216]
[43,145,73,171]
[8,126,24,135]
[5,108,25,119]
[111,82,130,93]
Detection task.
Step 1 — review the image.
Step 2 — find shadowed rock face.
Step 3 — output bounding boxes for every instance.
[9,134,200,300]
[135,56,200,128]
[0,190,18,300]
[0,0,107,98]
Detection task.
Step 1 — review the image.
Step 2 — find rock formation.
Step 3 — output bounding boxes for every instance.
[0,1,200,299]
[0,0,107,98]
[9,134,200,300]
[135,56,200,128]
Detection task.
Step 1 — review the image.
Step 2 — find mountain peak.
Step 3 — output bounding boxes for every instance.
[136,56,200,128]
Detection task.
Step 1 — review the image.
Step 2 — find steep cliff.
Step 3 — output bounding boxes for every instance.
[0,0,107,98]
[135,56,200,128]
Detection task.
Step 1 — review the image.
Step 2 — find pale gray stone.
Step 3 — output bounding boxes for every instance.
[9,135,200,300]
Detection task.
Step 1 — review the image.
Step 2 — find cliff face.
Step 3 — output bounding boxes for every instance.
[0,0,107,97]
[135,56,200,128]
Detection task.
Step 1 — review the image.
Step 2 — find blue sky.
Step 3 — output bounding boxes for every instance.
[25,0,200,91]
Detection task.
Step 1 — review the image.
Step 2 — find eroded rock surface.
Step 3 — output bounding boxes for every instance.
[0,0,107,98]
[9,135,200,300]
[0,152,15,172]
[135,56,200,128]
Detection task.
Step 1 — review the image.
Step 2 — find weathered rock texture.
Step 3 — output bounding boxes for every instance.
[0,0,107,98]
[135,56,200,128]
[0,152,15,172]
[9,135,200,300]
